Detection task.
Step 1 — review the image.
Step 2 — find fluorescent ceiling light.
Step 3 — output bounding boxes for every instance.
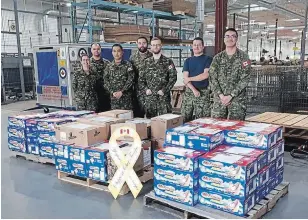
[244,30,248,33]
[66,3,71,6]
[269,33,274,35]
[277,27,284,29]
[268,25,276,27]
[207,24,215,28]
[258,22,266,25]
[286,18,300,21]
[292,29,299,32]
[253,31,260,33]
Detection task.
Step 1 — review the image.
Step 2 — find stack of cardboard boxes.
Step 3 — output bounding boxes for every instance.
[153,117,284,216]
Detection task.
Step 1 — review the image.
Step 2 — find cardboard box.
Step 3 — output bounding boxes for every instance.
[224,122,278,150]
[199,173,257,199]
[198,189,256,216]
[55,122,108,147]
[126,118,151,138]
[256,185,269,203]
[8,136,27,153]
[211,145,268,171]
[39,141,55,158]
[7,127,26,139]
[154,181,198,206]
[37,131,56,143]
[68,145,87,163]
[166,126,224,151]
[151,139,165,150]
[151,114,183,139]
[276,154,284,170]
[154,165,199,189]
[85,142,109,165]
[187,118,240,130]
[154,146,204,172]
[48,110,94,118]
[78,116,125,138]
[87,165,108,182]
[142,140,151,168]
[55,157,70,173]
[199,152,258,182]
[36,117,75,132]
[54,142,70,159]
[99,109,133,120]
[69,161,87,178]
[110,122,148,140]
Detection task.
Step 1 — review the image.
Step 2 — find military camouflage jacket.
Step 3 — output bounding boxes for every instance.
[90,57,110,80]
[209,49,251,98]
[138,55,177,95]
[103,60,135,94]
[72,68,98,111]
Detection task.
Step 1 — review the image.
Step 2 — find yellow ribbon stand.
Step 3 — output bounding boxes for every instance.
[108,126,143,199]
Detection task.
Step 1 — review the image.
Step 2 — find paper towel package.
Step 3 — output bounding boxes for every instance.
[8,136,27,153]
[36,117,75,132]
[154,182,198,206]
[199,152,258,182]
[165,125,224,151]
[8,113,45,128]
[211,145,268,171]
[55,157,70,173]
[154,146,205,172]
[154,165,199,189]
[68,145,88,163]
[198,189,256,216]
[69,161,87,178]
[224,122,278,150]
[54,142,70,159]
[37,131,56,143]
[199,173,257,199]
[7,127,26,139]
[87,165,108,182]
[39,141,55,158]
[85,142,110,165]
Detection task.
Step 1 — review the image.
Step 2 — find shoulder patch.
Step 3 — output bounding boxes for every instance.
[168,63,175,70]
[242,60,251,68]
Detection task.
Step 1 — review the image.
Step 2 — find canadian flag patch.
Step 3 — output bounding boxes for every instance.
[242,60,251,68]
[168,64,174,70]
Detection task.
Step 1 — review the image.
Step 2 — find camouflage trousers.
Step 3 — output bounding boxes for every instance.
[132,92,146,118]
[110,93,133,110]
[181,87,211,123]
[211,96,247,121]
[75,97,97,112]
[144,94,171,118]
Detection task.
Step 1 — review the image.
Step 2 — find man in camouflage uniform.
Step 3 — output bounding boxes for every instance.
[130,37,153,118]
[72,54,98,111]
[139,37,177,118]
[209,28,251,120]
[104,44,134,110]
[181,37,213,122]
[90,43,111,112]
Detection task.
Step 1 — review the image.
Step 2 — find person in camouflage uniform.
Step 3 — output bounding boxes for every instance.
[104,44,134,110]
[90,43,111,112]
[72,54,98,111]
[181,37,213,122]
[139,37,177,118]
[130,37,153,118]
[209,28,251,120]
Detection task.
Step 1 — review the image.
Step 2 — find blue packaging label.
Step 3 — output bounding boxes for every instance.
[276,141,284,156]
[85,149,107,165]
[267,177,277,191]
[154,166,198,189]
[276,154,284,170]
[37,131,56,143]
[27,143,39,155]
[276,168,284,186]
[276,127,283,142]
[54,143,69,159]
[8,116,26,128]
[269,161,276,177]
[257,151,268,171]
[154,150,198,172]
[199,173,257,199]
[154,181,198,206]
[8,127,25,139]
[198,189,256,216]
[8,136,27,153]
[69,146,86,163]
[199,155,258,182]
[55,158,70,173]
[39,142,55,158]
[26,136,38,145]
[256,185,269,203]
[69,161,87,178]
[268,146,277,163]
[257,166,270,188]
[87,165,107,182]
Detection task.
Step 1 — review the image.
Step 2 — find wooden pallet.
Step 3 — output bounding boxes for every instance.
[247,112,308,140]
[58,166,153,196]
[10,151,55,165]
[144,182,289,219]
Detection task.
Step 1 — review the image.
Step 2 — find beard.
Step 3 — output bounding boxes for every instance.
[138,46,148,53]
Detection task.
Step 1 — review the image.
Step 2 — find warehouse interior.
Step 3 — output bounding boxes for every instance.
[1,0,308,219]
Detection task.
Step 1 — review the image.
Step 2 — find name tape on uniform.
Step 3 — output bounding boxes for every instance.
[108,127,143,199]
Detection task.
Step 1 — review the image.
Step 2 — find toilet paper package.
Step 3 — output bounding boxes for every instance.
[224,122,278,150]
[85,142,110,165]
[87,164,108,182]
[69,161,87,178]
[36,117,76,132]
[68,145,87,163]
[39,141,55,158]
[198,189,256,216]
[55,157,70,173]
[165,125,224,151]
[154,165,199,189]
[8,136,27,153]
[8,113,45,129]
[154,146,205,172]
[154,182,199,206]
[211,145,268,171]
[199,173,257,199]
[54,142,70,159]
[37,131,57,143]
[199,152,258,182]
[7,126,26,139]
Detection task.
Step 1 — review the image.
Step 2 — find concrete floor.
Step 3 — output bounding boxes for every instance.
[1,101,308,219]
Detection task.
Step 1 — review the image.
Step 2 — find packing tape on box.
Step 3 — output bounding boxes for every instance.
[108,127,143,199]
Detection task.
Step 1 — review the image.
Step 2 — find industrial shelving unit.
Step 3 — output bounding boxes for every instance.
[70,0,198,66]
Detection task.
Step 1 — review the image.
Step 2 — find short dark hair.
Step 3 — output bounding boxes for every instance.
[193,37,204,46]
[112,43,123,51]
[151,37,162,42]
[137,36,149,44]
[91,43,101,48]
[224,28,238,37]
[80,53,89,61]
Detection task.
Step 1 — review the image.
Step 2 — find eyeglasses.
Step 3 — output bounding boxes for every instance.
[151,44,161,47]
[224,35,237,39]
